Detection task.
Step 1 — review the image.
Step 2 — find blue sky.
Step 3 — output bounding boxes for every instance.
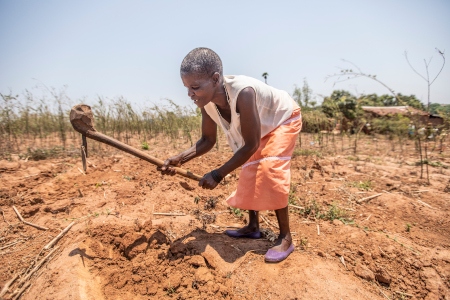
[1,0,449,109]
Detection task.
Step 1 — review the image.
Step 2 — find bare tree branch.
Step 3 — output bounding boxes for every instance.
[430,48,445,85]
[404,51,427,81]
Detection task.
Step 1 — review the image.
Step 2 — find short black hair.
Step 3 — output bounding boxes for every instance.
[180,47,223,77]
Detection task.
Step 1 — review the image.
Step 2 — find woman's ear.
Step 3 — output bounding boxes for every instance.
[212,72,220,85]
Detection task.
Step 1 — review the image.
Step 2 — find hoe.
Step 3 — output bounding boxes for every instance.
[69,104,202,181]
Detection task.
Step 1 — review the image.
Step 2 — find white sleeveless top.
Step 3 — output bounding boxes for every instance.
[204,75,297,153]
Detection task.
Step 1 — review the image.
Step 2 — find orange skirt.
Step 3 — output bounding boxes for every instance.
[227,108,302,211]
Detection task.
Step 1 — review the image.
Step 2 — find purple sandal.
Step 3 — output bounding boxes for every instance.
[225,229,261,239]
[264,243,295,263]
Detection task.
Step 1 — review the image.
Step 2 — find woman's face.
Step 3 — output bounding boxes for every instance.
[181,72,219,108]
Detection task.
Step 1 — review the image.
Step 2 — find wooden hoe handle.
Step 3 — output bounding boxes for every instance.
[69,104,202,181]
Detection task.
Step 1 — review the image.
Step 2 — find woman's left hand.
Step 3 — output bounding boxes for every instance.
[198,172,219,190]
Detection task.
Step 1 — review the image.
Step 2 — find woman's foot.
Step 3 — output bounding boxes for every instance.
[269,234,292,252]
[264,234,294,263]
[225,225,261,239]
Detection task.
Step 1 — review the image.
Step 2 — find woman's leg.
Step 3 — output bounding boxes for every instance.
[236,210,259,234]
[270,206,292,252]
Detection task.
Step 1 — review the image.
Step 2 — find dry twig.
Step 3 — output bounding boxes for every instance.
[0,240,24,250]
[339,256,347,270]
[394,290,413,297]
[417,200,434,209]
[44,221,75,250]
[12,206,48,230]
[0,273,19,298]
[288,204,304,210]
[260,215,279,229]
[153,212,186,216]
[1,208,11,226]
[12,282,31,300]
[357,193,383,204]
[17,246,59,287]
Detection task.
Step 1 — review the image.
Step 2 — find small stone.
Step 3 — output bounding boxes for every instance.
[317,251,325,257]
[354,263,375,281]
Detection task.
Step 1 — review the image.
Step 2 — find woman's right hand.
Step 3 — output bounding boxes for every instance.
[158,155,182,176]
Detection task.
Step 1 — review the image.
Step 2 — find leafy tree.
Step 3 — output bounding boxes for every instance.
[429,103,450,115]
[322,90,358,120]
[397,93,425,110]
[292,78,316,110]
[358,94,384,107]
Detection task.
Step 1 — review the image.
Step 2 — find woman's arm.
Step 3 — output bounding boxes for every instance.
[199,87,260,188]
[160,107,217,175]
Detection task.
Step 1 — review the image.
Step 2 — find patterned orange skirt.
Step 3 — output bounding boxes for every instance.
[227,108,302,211]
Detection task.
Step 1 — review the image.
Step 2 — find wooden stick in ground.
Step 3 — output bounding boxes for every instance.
[12,282,31,300]
[44,222,75,250]
[0,273,19,298]
[12,206,48,230]
[357,193,383,204]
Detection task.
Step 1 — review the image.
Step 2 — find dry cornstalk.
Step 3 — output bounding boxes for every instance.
[12,206,24,222]
[77,167,86,175]
[152,212,186,216]
[317,224,320,236]
[288,204,305,210]
[394,290,413,297]
[357,193,383,204]
[1,208,11,226]
[0,240,23,250]
[17,246,59,287]
[377,286,391,300]
[12,206,48,230]
[12,282,31,300]
[339,256,347,270]
[417,200,433,209]
[260,215,279,229]
[0,273,19,298]
[44,221,75,250]
[78,189,84,197]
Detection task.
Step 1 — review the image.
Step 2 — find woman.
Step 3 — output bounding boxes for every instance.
[160,47,302,263]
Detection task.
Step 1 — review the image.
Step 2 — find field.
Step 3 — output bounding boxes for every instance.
[1,131,450,300]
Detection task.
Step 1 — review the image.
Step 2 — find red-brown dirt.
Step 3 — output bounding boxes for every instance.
[1,134,449,299]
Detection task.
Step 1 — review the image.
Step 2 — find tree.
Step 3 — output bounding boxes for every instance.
[404,48,446,112]
[292,78,316,110]
[322,90,358,120]
[262,72,269,84]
